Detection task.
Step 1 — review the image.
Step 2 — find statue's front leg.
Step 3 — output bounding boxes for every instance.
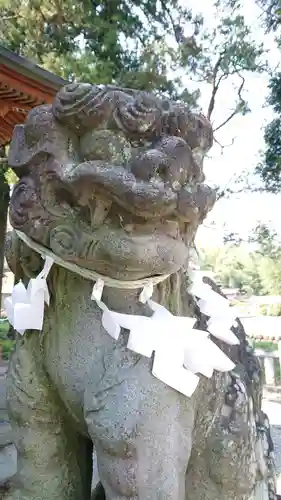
[5,333,93,500]
[85,354,195,500]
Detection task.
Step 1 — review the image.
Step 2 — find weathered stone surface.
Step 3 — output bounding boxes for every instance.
[184,280,277,500]
[3,83,276,500]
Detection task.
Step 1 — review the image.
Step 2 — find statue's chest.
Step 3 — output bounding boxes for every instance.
[42,296,117,434]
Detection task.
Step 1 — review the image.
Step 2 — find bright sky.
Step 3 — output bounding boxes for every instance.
[181,0,281,246]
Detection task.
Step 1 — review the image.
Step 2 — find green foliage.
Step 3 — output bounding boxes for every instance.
[248,222,279,257]
[0,0,200,102]
[249,223,281,295]
[0,320,14,360]
[253,2,281,192]
[189,2,267,124]
[199,245,262,294]
[5,168,17,186]
[256,117,281,192]
[0,0,267,116]
[0,319,9,339]
[1,339,14,359]
[255,71,281,191]
[258,256,281,294]
[253,340,277,351]
[195,5,267,127]
[259,303,281,315]
[200,223,281,296]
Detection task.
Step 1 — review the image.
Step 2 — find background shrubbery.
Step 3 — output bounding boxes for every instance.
[0,319,14,360]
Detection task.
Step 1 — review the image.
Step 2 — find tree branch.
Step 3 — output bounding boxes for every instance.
[214,135,236,154]
[207,54,224,120]
[159,0,180,40]
[256,1,281,31]
[216,184,246,201]
[216,168,252,201]
[214,109,239,132]
[213,73,246,132]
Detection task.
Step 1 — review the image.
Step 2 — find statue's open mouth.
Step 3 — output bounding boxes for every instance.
[41,162,216,280]
[7,83,216,280]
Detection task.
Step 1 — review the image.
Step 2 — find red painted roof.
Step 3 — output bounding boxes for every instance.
[0,47,67,146]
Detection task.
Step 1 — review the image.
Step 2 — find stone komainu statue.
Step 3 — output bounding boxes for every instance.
[4,83,276,499]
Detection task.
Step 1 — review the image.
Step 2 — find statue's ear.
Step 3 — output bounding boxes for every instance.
[8,124,33,177]
[8,104,79,178]
[8,104,54,177]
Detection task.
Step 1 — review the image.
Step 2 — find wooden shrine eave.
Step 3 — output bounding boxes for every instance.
[0,46,67,146]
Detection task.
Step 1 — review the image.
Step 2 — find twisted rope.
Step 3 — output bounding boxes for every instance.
[15,230,170,290]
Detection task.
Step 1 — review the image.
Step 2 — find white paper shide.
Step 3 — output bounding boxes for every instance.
[4,257,53,335]
[5,247,239,399]
[91,271,239,398]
